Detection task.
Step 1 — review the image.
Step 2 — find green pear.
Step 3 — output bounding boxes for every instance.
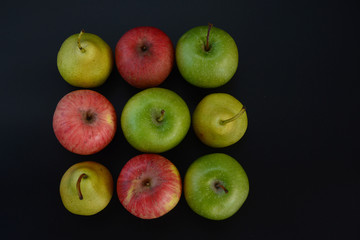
[59,161,113,216]
[57,30,113,88]
[192,93,248,148]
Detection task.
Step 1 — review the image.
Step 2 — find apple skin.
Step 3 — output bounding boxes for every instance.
[57,30,113,88]
[115,26,174,88]
[53,90,117,155]
[192,93,248,148]
[60,161,114,216]
[176,25,238,88]
[121,88,190,153]
[117,154,182,219]
[184,153,249,220]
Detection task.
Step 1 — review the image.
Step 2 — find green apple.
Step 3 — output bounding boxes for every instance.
[176,24,238,88]
[192,93,247,148]
[121,88,191,153]
[59,161,113,216]
[184,153,249,220]
[57,30,113,88]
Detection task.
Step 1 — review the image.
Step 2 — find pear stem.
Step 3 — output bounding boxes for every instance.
[215,182,228,193]
[219,106,246,125]
[205,23,213,51]
[156,110,165,122]
[77,29,86,53]
[76,173,87,200]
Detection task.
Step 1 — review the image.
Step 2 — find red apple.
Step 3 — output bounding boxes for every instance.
[115,26,174,88]
[117,154,182,219]
[53,90,117,155]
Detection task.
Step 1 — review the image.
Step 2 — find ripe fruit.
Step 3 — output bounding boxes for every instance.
[115,26,174,88]
[121,88,190,153]
[117,154,182,219]
[192,93,248,148]
[53,90,117,155]
[57,30,113,88]
[184,153,249,220]
[176,24,238,88]
[59,161,114,216]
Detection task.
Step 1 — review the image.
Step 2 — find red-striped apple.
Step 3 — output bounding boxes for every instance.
[53,90,117,155]
[117,154,182,219]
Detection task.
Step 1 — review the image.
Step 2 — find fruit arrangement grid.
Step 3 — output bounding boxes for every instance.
[55,25,250,220]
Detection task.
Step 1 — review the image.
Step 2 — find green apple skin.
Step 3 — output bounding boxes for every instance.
[59,161,114,216]
[57,31,113,88]
[184,153,249,220]
[192,93,248,148]
[121,88,191,153]
[176,25,238,88]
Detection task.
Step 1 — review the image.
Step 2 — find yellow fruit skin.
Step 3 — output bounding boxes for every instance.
[59,161,113,216]
[192,93,248,148]
[57,32,113,88]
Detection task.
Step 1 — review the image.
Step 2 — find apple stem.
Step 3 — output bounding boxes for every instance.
[156,110,165,122]
[215,182,228,193]
[205,23,213,51]
[76,173,88,200]
[220,106,246,125]
[82,110,97,124]
[77,29,86,53]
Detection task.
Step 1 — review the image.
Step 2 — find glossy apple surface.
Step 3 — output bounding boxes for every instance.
[53,90,117,155]
[176,24,238,88]
[60,161,114,216]
[115,26,174,88]
[192,93,248,148]
[117,154,182,219]
[57,30,113,88]
[184,153,249,220]
[121,88,190,153]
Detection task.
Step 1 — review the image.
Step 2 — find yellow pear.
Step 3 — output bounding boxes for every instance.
[57,30,113,88]
[59,161,113,216]
[192,93,248,148]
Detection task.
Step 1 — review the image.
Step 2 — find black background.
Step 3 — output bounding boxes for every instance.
[1,0,359,239]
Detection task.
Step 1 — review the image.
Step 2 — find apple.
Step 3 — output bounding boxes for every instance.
[115,26,174,88]
[59,161,114,216]
[117,154,182,219]
[121,88,190,153]
[57,29,113,88]
[176,24,238,88]
[184,153,249,220]
[192,93,248,148]
[53,89,117,155]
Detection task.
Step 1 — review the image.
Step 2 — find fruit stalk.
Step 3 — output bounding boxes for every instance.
[77,29,86,53]
[156,109,165,122]
[76,173,88,200]
[215,182,228,193]
[205,23,213,51]
[220,106,246,125]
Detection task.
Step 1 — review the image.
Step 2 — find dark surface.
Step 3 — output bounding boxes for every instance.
[1,0,359,239]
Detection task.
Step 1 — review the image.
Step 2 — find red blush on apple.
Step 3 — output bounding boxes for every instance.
[52,90,117,155]
[115,26,174,88]
[117,154,182,219]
